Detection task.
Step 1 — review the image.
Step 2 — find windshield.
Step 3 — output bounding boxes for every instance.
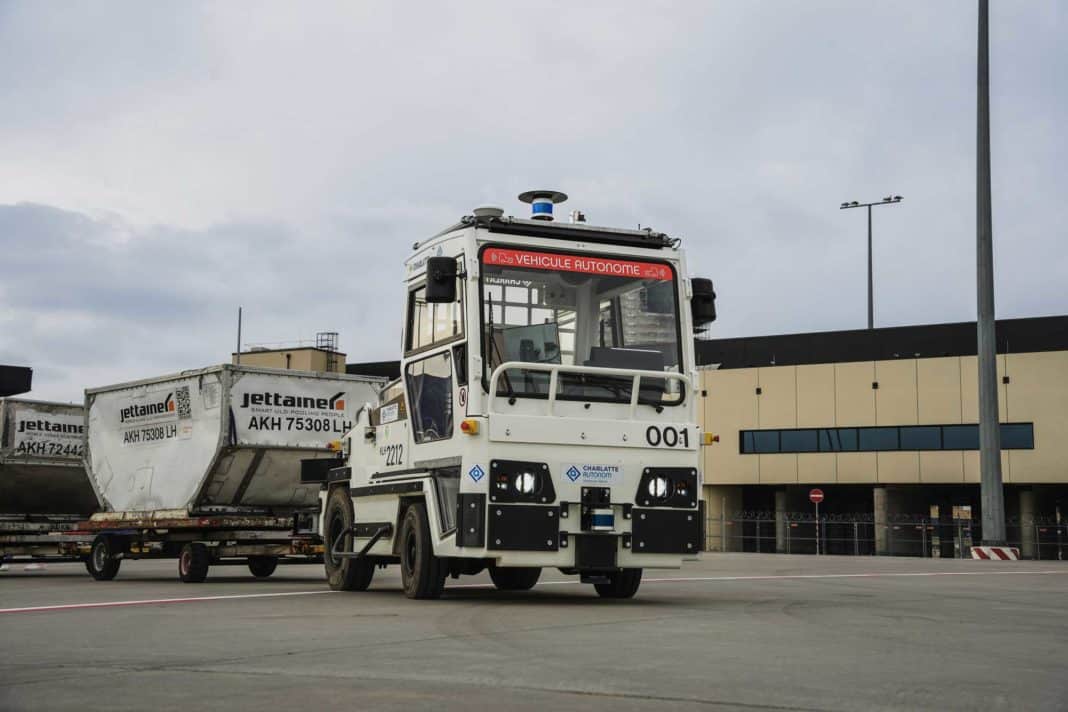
[480,246,682,404]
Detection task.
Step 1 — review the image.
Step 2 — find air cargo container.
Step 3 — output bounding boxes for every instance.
[77,365,383,582]
[0,399,98,562]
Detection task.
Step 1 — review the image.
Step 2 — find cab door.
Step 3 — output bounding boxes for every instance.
[400,262,465,465]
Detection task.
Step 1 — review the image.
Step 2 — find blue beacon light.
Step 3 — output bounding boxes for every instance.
[518,190,568,221]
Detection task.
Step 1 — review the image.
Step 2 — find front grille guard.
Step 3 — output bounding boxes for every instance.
[487,361,691,419]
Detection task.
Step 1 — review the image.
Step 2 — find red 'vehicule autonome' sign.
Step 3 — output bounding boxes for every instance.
[483,247,673,281]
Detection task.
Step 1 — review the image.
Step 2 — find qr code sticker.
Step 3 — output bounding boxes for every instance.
[175,385,192,419]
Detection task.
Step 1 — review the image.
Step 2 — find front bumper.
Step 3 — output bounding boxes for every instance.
[456,494,704,570]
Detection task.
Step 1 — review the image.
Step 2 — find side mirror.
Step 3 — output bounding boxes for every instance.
[691,277,717,325]
[425,256,458,303]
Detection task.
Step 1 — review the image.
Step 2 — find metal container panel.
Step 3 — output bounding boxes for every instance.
[0,399,98,515]
[85,365,381,513]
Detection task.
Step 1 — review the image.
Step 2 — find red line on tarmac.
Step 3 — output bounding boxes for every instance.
[0,590,336,615]
[638,570,1068,583]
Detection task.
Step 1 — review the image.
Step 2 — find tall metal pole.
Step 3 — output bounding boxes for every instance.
[977,0,1005,545]
[867,205,874,329]
[840,197,901,330]
[236,306,243,366]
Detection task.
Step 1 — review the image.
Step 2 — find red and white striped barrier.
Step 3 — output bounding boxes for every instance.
[970,546,1020,560]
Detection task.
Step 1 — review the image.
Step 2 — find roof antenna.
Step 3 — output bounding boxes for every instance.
[235,306,243,365]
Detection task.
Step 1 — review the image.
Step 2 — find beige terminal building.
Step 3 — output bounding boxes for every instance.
[243,319,1068,558]
[697,315,1068,557]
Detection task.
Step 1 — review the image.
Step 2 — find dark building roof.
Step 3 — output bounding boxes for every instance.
[346,360,401,380]
[0,365,32,397]
[696,315,1068,369]
[345,316,1068,376]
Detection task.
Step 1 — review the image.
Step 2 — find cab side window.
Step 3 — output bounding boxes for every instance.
[406,281,463,354]
[406,351,453,443]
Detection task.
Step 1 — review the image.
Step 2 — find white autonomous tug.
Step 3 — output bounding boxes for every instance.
[311,191,717,599]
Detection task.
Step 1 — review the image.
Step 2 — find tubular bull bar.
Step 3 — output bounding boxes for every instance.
[488,361,692,417]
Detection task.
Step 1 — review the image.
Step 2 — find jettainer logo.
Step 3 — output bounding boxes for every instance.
[120,393,174,423]
[237,387,352,437]
[17,419,84,435]
[13,411,85,458]
[118,386,192,446]
[240,391,346,411]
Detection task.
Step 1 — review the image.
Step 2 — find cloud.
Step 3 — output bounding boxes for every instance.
[0,1,1065,400]
[0,203,411,400]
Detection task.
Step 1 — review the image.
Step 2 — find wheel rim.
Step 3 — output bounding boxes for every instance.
[403,528,417,577]
[92,541,108,570]
[328,512,345,566]
[179,549,190,576]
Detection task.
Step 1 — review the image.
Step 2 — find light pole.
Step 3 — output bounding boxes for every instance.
[840,196,903,330]
[976,0,1005,545]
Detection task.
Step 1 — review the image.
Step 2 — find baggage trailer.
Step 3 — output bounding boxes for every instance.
[71,510,323,582]
[314,192,718,599]
[80,364,383,581]
[0,399,97,564]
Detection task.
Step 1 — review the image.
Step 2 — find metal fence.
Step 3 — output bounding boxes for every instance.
[706,511,1068,559]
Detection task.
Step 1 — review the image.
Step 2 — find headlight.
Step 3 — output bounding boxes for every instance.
[636,468,698,508]
[489,460,557,504]
[647,476,671,500]
[514,471,537,495]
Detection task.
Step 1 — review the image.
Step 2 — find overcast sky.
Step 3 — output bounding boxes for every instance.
[1,1,1065,402]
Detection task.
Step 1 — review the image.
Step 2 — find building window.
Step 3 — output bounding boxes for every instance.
[942,425,979,450]
[752,430,780,453]
[818,428,857,452]
[740,423,1034,454]
[900,426,941,450]
[781,429,817,453]
[1000,423,1035,449]
[859,427,899,451]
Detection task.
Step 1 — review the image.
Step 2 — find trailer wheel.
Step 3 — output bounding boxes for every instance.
[489,566,541,591]
[247,556,278,578]
[324,487,375,591]
[399,502,445,599]
[178,543,210,583]
[594,569,642,599]
[85,535,121,581]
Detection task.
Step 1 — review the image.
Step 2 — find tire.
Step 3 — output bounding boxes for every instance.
[248,556,278,578]
[399,502,446,599]
[489,566,541,591]
[178,543,211,583]
[85,535,121,581]
[594,569,642,599]
[324,487,375,591]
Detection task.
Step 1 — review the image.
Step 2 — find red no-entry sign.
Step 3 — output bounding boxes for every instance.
[809,488,825,504]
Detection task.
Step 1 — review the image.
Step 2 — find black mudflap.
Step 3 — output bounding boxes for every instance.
[631,506,702,554]
[487,505,559,551]
[456,493,486,548]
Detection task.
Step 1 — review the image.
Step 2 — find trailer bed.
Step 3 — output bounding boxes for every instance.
[3,510,325,581]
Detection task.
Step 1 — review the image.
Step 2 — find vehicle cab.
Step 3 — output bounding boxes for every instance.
[321,191,717,599]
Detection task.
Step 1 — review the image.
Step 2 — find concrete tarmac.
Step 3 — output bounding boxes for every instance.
[1,554,1066,711]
